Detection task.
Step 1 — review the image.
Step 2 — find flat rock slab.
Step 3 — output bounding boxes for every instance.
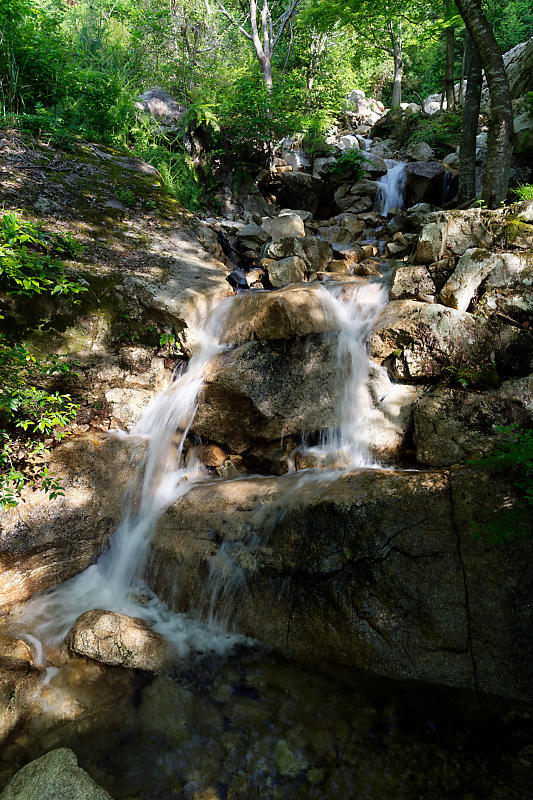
[0,748,112,800]
[148,468,533,701]
[67,609,168,671]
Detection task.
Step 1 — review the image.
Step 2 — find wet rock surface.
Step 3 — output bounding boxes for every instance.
[149,468,533,702]
[1,647,531,800]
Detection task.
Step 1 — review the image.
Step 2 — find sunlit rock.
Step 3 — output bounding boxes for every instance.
[370,300,533,380]
[0,434,142,610]
[66,609,168,671]
[0,747,112,800]
[219,285,338,344]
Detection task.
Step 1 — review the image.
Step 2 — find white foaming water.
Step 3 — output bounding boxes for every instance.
[16,296,245,656]
[289,280,388,471]
[376,159,407,216]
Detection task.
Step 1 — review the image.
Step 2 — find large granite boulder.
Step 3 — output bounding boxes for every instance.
[413,376,533,466]
[148,468,533,701]
[439,248,533,314]
[370,300,533,380]
[219,285,338,344]
[0,748,112,800]
[191,334,340,452]
[405,162,446,206]
[270,172,326,215]
[135,87,185,131]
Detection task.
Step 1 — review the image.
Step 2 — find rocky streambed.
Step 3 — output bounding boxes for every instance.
[1,128,532,798]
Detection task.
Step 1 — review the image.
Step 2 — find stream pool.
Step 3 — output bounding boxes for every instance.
[1,645,531,800]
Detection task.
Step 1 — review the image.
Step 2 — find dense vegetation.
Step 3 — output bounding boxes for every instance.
[1,0,530,200]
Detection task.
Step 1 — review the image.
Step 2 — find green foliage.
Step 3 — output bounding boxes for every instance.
[407,111,462,157]
[443,360,500,390]
[327,149,368,181]
[117,188,136,207]
[301,115,336,157]
[512,184,533,202]
[0,212,87,296]
[468,426,533,546]
[0,212,87,507]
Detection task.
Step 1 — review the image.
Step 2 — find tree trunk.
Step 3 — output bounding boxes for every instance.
[458,31,482,203]
[389,19,402,108]
[454,0,514,207]
[444,26,456,110]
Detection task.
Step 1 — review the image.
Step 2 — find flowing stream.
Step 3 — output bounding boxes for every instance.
[15,278,387,657]
[375,159,407,216]
[16,296,245,656]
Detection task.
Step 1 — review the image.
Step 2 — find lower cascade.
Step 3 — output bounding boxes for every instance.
[14,278,388,656]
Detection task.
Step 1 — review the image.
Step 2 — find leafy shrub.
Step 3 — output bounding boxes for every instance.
[301,117,336,158]
[407,111,462,158]
[327,149,368,181]
[0,213,87,507]
[0,212,86,296]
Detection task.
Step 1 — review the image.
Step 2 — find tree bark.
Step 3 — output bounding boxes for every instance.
[454,0,514,207]
[458,31,482,203]
[444,26,456,110]
[389,19,402,108]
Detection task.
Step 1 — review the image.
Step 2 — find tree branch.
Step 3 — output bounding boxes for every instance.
[215,1,253,40]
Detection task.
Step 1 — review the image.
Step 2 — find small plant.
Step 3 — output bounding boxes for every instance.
[468,425,533,545]
[407,111,462,158]
[117,188,136,207]
[512,184,533,202]
[327,149,368,181]
[443,361,500,390]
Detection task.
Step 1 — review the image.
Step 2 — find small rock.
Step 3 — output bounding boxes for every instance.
[331,243,365,262]
[390,266,436,301]
[267,256,307,288]
[405,141,435,161]
[0,748,112,800]
[66,609,168,671]
[262,213,305,242]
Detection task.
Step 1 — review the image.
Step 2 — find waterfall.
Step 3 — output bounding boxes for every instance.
[289,281,388,471]
[375,159,407,216]
[16,296,244,656]
[15,275,388,653]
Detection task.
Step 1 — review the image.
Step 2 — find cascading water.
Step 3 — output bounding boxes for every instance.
[15,296,244,656]
[375,159,408,216]
[288,281,388,471]
[14,273,388,653]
